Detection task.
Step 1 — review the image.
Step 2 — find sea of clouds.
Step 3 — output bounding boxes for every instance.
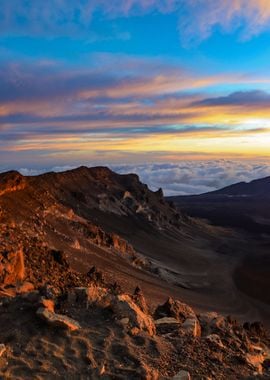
[12,160,270,196]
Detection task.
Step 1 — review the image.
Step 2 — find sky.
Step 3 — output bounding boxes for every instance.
[1,0,270,194]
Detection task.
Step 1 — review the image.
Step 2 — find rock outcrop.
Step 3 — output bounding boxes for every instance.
[110,293,156,336]
[154,297,196,322]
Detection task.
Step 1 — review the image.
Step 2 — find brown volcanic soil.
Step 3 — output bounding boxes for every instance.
[0,166,270,328]
[169,186,270,328]
[1,285,270,379]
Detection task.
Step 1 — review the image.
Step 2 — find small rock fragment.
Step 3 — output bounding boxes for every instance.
[172,370,191,380]
[36,307,81,331]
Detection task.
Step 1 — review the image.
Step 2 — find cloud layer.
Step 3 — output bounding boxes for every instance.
[112,160,270,195]
[1,57,270,166]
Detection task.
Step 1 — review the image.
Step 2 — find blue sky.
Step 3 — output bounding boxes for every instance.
[1,0,270,187]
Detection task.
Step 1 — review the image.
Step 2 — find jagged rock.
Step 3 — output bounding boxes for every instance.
[182,318,201,337]
[110,294,156,336]
[132,286,149,314]
[36,307,81,331]
[206,334,224,349]
[154,297,196,322]
[172,370,191,380]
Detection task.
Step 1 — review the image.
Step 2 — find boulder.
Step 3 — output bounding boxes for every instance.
[154,297,196,322]
[182,318,201,338]
[110,294,156,336]
[36,307,81,331]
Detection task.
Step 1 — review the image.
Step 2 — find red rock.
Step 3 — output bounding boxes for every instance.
[154,297,196,322]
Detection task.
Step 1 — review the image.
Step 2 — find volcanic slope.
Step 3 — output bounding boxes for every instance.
[168,176,270,325]
[1,166,269,325]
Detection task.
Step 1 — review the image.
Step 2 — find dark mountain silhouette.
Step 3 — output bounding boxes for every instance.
[168,175,270,233]
[194,176,270,198]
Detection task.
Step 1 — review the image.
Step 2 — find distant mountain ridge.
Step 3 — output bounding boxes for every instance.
[168,175,270,234]
[201,175,270,198]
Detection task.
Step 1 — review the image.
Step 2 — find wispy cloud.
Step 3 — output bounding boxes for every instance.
[1,1,270,44]
[177,0,270,45]
[1,57,270,163]
[193,90,270,107]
